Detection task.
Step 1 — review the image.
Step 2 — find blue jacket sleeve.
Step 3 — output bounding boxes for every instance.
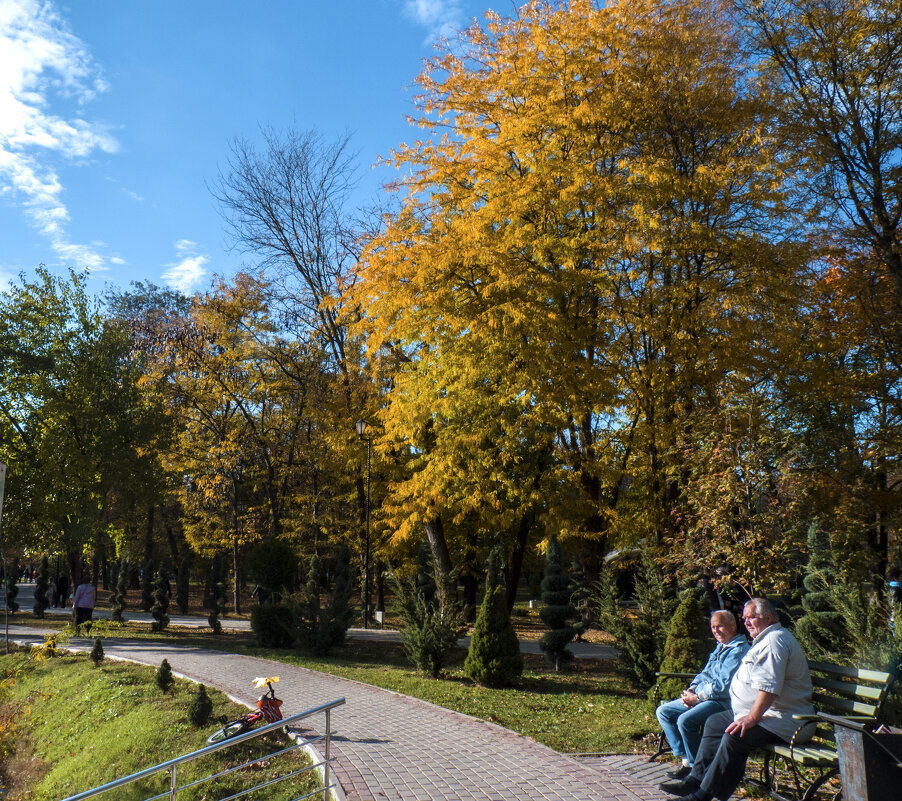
[691,639,750,703]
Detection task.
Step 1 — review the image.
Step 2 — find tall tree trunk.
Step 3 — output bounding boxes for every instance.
[424,515,455,611]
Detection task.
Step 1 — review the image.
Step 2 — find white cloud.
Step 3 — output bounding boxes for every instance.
[163,240,209,294]
[0,0,118,270]
[400,0,467,42]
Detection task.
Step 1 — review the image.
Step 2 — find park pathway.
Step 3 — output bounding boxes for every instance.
[8,625,663,801]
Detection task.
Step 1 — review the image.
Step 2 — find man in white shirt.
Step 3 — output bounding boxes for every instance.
[660,597,814,801]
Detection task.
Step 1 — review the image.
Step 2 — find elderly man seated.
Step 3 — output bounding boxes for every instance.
[656,610,749,778]
[660,597,815,801]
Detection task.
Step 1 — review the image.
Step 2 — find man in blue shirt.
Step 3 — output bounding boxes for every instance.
[656,610,749,778]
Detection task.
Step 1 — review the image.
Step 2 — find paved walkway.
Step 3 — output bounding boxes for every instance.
[7,625,662,801]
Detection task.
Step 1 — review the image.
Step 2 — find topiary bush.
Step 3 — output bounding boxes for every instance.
[657,586,709,699]
[250,603,296,648]
[188,683,213,727]
[90,637,104,667]
[33,555,51,618]
[539,534,579,671]
[464,551,523,687]
[156,658,174,693]
[110,558,128,623]
[795,523,846,660]
[151,567,170,632]
[207,554,227,634]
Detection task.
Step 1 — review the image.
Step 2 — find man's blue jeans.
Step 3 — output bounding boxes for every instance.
[655,698,725,764]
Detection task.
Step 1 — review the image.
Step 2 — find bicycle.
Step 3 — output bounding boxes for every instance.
[206,676,284,744]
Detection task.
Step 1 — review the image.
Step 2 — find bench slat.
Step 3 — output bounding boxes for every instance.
[812,692,878,718]
[808,660,893,685]
[812,676,887,702]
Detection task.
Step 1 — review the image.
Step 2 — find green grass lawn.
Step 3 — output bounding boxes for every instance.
[0,649,318,801]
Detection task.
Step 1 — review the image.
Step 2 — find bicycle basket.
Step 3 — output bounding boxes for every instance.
[257,696,283,723]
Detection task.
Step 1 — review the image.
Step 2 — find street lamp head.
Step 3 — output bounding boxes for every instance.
[356,419,367,438]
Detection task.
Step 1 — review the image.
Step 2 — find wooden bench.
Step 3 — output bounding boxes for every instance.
[753,660,895,801]
[651,661,896,801]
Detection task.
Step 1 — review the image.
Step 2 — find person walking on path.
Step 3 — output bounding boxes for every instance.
[72,577,96,630]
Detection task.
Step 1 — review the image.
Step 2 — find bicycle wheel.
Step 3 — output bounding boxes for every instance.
[206,717,251,744]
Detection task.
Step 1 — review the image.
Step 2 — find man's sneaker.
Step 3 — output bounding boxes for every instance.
[658,777,700,796]
[666,765,691,780]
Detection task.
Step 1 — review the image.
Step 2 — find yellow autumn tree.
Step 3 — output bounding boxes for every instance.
[349,0,808,592]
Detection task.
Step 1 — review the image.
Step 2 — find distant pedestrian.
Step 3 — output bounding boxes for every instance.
[56,573,69,607]
[48,576,57,608]
[73,577,97,631]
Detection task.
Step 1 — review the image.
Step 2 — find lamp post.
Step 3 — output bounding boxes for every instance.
[0,462,8,654]
[355,420,371,630]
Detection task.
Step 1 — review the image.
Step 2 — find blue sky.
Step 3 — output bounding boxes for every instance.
[0,0,498,295]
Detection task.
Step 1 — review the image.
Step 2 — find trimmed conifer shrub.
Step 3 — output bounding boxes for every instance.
[395,573,463,678]
[90,637,104,666]
[156,658,174,693]
[657,586,709,699]
[110,558,128,623]
[795,523,846,660]
[151,567,170,632]
[188,683,213,727]
[208,555,227,634]
[176,553,191,614]
[539,534,578,671]
[464,551,523,687]
[250,603,296,648]
[142,558,154,613]
[594,548,677,688]
[33,555,51,618]
[6,559,19,613]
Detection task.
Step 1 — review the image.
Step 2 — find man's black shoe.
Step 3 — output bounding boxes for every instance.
[658,777,700,795]
[666,765,691,779]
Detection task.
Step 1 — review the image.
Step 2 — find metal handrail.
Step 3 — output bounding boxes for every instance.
[60,697,346,801]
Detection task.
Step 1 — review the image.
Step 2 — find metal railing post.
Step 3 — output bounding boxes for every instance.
[324,708,332,800]
[169,764,177,801]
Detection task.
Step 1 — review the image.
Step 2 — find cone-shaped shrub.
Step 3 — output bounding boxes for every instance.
[151,567,170,632]
[188,683,213,726]
[464,552,523,687]
[539,534,577,671]
[657,586,709,699]
[156,658,174,693]
[90,637,104,667]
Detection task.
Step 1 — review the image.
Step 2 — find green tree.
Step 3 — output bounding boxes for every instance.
[109,558,128,623]
[155,658,174,693]
[33,555,50,618]
[658,587,710,699]
[207,554,227,634]
[188,684,213,727]
[90,637,104,667]
[539,535,579,671]
[464,549,523,687]
[151,567,170,632]
[795,524,848,660]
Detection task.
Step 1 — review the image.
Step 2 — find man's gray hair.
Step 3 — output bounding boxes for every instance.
[745,597,777,618]
[711,609,737,629]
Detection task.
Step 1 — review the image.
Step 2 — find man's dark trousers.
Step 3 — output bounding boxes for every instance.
[687,710,783,800]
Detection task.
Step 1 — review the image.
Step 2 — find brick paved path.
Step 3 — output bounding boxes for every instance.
[9,627,663,801]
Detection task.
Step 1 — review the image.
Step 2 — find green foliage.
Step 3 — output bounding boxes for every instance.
[794,524,847,660]
[539,535,579,671]
[141,559,154,613]
[289,548,355,656]
[187,683,214,727]
[150,568,170,632]
[464,560,523,687]
[416,540,437,607]
[657,586,709,699]
[395,574,464,677]
[90,638,104,667]
[208,554,227,634]
[594,549,677,688]
[110,558,128,623]
[176,553,191,615]
[155,658,174,694]
[250,603,296,649]
[33,555,50,618]
[5,559,19,613]
[246,540,298,599]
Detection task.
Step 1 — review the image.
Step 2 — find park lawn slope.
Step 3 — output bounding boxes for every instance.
[0,650,316,801]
